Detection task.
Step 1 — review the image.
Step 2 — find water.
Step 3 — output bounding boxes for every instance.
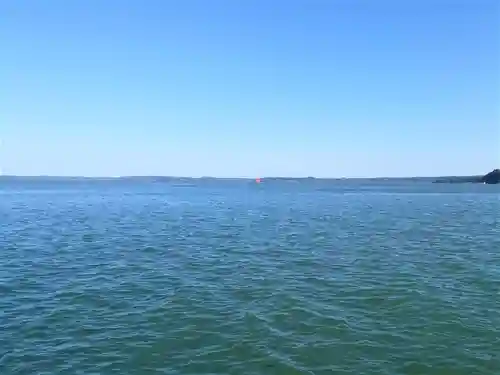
[1,178,499,375]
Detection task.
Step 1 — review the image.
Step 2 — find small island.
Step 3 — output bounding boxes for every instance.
[433,169,500,184]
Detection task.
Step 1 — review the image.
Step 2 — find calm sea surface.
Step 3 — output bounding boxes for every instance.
[1,178,499,375]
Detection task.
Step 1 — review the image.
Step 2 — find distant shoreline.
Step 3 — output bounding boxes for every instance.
[0,174,494,182]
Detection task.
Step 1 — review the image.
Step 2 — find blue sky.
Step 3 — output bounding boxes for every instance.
[1,0,498,177]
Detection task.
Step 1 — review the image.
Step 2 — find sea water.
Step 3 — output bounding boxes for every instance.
[1,178,499,374]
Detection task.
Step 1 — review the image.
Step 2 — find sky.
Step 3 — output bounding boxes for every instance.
[1,0,499,178]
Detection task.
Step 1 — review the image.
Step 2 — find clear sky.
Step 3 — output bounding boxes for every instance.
[1,0,499,178]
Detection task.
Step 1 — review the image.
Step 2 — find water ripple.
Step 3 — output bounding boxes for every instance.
[1,181,499,374]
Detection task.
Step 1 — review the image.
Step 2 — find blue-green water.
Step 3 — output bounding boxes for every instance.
[1,179,499,374]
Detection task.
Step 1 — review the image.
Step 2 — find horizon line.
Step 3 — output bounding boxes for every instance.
[0,173,488,180]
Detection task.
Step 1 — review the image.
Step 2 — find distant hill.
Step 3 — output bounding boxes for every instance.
[433,169,500,184]
[0,170,499,184]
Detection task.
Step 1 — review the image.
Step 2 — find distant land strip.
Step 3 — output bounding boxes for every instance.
[0,169,498,184]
